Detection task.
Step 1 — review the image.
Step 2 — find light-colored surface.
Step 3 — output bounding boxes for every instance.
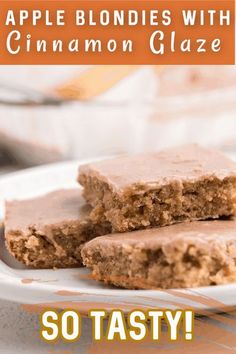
[0,299,92,354]
[146,86,236,152]
[0,160,236,312]
[159,66,236,97]
[2,66,236,166]
[0,66,156,165]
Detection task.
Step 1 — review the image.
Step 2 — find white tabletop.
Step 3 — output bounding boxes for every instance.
[0,299,92,354]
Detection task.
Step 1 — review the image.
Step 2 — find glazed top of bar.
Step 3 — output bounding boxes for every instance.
[79,144,236,193]
[84,220,236,249]
[5,189,90,233]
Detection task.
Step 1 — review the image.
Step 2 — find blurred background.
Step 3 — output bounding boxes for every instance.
[0,64,236,174]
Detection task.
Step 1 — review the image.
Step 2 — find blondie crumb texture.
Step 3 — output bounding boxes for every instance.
[82,220,236,289]
[78,144,236,232]
[5,189,110,268]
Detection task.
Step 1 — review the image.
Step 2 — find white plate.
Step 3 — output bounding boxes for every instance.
[0,160,235,314]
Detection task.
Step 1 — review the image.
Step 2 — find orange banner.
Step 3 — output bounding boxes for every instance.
[0,0,234,65]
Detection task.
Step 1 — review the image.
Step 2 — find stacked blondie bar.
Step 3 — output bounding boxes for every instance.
[5,144,236,289]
